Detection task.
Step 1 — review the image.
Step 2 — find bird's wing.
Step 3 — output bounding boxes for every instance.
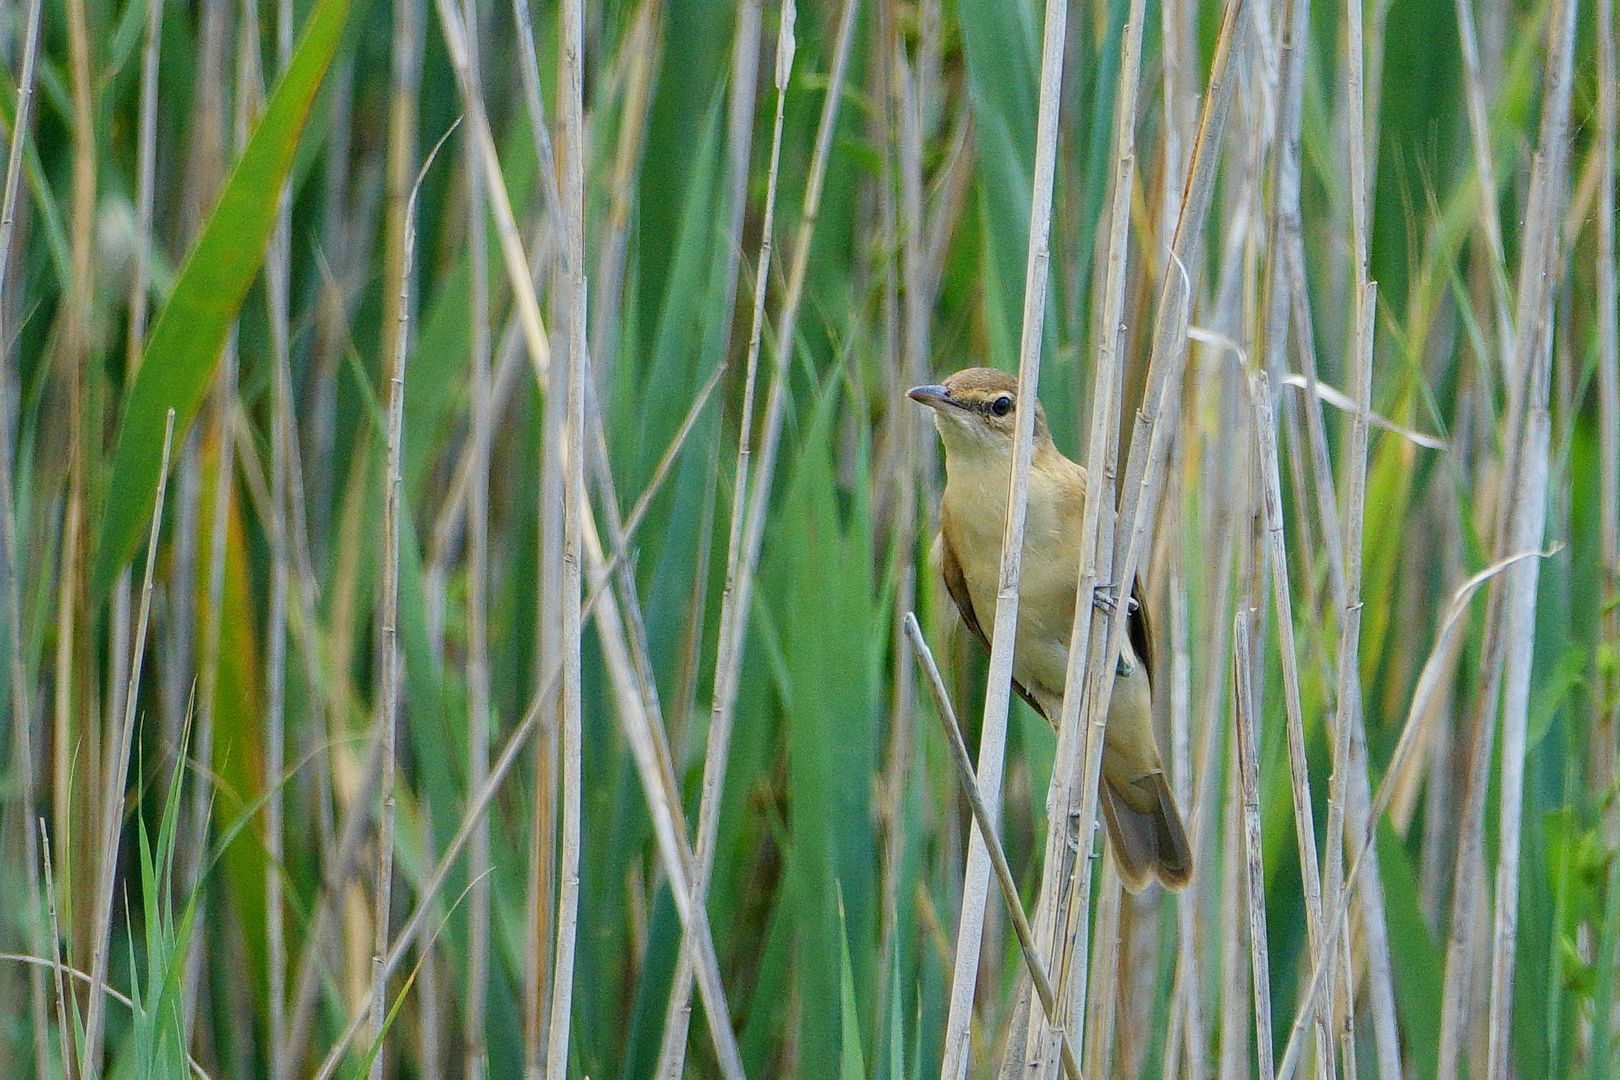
[939,526,1053,725]
[1129,576,1154,688]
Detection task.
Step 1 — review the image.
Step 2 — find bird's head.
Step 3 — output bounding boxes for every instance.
[907,367,1050,464]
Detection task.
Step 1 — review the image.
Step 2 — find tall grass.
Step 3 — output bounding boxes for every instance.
[0,0,1615,1077]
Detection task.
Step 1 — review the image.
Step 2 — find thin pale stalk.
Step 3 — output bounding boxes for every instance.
[874,1,912,1010]
[1485,1,1575,1072]
[510,0,561,232]
[1251,370,1333,1074]
[461,0,492,1073]
[1232,613,1276,1080]
[1217,754,1249,1080]
[365,111,453,1080]
[1273,545,1558,1080]
[940,0,1067,1068]
[262,0,295,1054]
[430,2,558,1062]
[657,18,794,1057]
[430,0,552,383]
[1319,0,1406,1068]
[0,0,48,1068]
[542,0,587,1071]
[1044,5,1251,1072]
[1012,0,1145,1065]
[1318,282,1376,1077]
[1164,518,1204,1080]
[1597,0,1619,821]
[579,510,747,1079]
[60,0,99,1049]
[1080,863,1123,1080]
[40,821,74,1074]
[903,615,1081,1080]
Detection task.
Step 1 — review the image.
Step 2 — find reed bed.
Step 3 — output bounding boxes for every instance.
[0,0,1615,1077]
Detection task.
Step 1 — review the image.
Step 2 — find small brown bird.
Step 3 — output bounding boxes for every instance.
[910,367,1191,892]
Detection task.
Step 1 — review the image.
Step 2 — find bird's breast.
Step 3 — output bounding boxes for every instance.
[944,464,1081,697]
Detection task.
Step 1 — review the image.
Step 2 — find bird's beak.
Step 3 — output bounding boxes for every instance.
[907,384,953,411]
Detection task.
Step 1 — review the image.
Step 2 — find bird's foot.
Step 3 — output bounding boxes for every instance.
[1091,582,1141,618]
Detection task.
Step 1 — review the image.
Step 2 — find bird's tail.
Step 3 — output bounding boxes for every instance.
[1099,771,1192,893]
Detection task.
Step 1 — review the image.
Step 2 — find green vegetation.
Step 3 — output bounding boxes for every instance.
[0,0,1614,1076]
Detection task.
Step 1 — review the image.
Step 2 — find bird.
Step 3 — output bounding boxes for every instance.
[909,367,1191,892]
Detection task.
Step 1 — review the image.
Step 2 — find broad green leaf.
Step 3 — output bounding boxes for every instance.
[91,0,357,599]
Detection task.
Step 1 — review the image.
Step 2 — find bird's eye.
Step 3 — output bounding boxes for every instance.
[990,394,1013,417]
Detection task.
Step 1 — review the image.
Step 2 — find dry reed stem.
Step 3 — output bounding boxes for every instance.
[0,0,49,1068]
[1286,260,1404,1080]
[662,0,861,1069]
[1437,4,1574,1073]
[263,0,295,1055]
[84,409,176,1072]
[1318,280,1375,1079]
[1079,862,1123,1080]
[569,181,745,1074]
[580,511,747,1079]
[428,0,558,1058]
[1011,0,1144,1071]
[40,821,75,1074]
[364,114,457,1080]
[460,1,493,1073]
[903,614,1082,1080]
[940,0,1067,1066]
[875,0,924,1007]
[1251,369,1333,1075]
[1273,543,1558,1080]
[1255,0,1332,685]
[1036,5,1249,1075]
[1597,0,1619,827]
[1162,524,1204,1080]
[431,0,552,380]
[1232,612,1276,1080]
[1218,749,1250,1080]
[543,0,587,1074]
[510,0,561,234]
[1319,0,1405,1067]
[1484,0,1575,1072]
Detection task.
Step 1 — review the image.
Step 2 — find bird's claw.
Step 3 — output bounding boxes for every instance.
[1091,582,1141,618]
